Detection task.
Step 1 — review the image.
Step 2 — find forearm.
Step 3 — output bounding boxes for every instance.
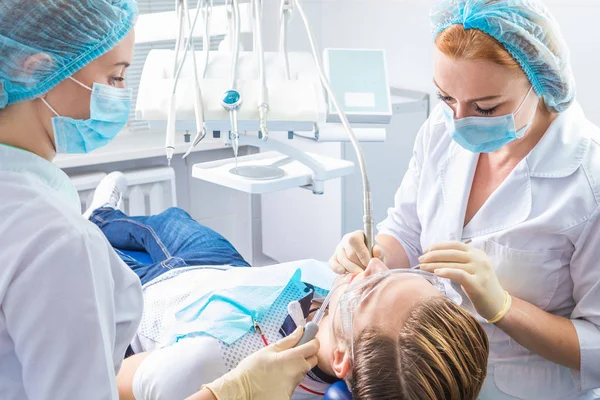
[496,296,580,370]
[185,389,218,400]
[376,234,411,269]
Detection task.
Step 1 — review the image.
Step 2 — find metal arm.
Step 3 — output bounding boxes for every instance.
[236,134,329,195]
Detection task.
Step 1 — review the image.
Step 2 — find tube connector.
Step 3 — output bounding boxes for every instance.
[258,103,269,141]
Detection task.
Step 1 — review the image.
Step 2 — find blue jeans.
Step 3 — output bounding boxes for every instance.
[90,207,250,285]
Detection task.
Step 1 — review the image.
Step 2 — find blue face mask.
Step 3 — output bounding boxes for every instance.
[443,86,538,153]
[41,77,132,154]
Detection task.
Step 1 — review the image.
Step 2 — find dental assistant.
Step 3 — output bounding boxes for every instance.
[0,1,317,399]
[331,1,600,399]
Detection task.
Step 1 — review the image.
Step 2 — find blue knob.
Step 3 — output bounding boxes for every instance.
[221,89,242,110]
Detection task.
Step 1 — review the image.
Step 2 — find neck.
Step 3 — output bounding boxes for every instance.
[487,106,558,166]
[0,101,56,161]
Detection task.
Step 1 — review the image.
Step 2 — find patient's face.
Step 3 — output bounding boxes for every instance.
[326,260,442,378]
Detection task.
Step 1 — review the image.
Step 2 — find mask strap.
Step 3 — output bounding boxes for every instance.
[513,86,535,116]
[39,97,60,117]
[69,76,93,92]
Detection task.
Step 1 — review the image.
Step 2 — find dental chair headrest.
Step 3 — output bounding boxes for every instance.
[324,381,352,400]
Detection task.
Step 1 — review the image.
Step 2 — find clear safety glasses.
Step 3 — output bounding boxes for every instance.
[333,269,463,363]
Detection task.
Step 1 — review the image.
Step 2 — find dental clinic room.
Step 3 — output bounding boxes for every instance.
[2,0,600,399]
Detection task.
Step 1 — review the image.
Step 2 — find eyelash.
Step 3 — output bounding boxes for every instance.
[436,92,453,103]
[437,92,498,116]
[111,77,125,83]
[475,105,497,116]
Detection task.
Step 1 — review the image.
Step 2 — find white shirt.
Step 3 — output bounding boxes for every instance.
[131,261,336,400]
[378,102,600,400]
[0,144,143,400]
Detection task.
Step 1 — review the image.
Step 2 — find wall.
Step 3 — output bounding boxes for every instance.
[273,0,600,125]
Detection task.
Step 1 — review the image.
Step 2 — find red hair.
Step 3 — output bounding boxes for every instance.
[435,25,521,70]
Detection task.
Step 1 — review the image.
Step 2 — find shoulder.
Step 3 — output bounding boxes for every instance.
[417,103,449,144]
[413,103,455,167]
[538,107,600,230]
[0,173,111,271]
[583,126,600,182]
[577,115,600,206]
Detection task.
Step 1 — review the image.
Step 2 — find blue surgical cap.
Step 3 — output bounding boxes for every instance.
[431,0,576,113]
[0,0,138,109]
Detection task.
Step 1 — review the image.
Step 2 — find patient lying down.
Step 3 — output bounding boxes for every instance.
[85,178,488,400]
[117,258,488,400]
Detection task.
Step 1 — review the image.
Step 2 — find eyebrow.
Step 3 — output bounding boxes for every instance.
[115,62,131,68]
[433,79,503,103]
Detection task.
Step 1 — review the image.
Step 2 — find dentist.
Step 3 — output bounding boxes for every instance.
[331,1,600,399]
[0,1,317,399]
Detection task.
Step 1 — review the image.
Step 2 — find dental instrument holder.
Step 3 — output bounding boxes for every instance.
[221,89,243,165]
[137,1,401,254]
[233,133,329,194]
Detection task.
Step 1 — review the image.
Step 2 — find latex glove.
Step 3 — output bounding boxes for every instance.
[204,327,319,400]
[329,230,385,274]
[418,241,505,320]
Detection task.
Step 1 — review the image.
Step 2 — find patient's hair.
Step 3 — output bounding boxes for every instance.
[349,296,488,400]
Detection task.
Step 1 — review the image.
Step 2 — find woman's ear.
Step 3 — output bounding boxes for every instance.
[22,53,53,77]
[331,345,352,379]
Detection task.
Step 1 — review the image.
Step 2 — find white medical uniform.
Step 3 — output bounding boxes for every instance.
[378,102,600,400]
[0,145,143,400]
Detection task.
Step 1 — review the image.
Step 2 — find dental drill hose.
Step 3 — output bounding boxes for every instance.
[169,0,206,163]
[165,93,177,165]
[183,0,213,160]
[253,0,269,141]
[294,0,375,254]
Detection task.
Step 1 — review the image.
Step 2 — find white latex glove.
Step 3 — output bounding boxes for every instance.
[204,327,319,400]
[418,241,505,320]
[329,230,385,274]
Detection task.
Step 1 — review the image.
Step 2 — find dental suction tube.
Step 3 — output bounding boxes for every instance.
[278,0,292,80]
[167,0,207,165]
[183,0,214,160]
[294,286,336,347]
[253,0,269,141]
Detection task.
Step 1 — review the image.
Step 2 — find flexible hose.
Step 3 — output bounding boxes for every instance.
[294,0,374,251]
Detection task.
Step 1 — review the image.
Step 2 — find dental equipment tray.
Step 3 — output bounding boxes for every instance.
[192,151,355,194]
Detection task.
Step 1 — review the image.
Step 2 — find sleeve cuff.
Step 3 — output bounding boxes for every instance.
[377,229,421,268]
[571,318,600,391]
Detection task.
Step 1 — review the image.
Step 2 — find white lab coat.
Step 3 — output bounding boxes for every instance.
[378,102,600,400]
[0,145,143,400]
